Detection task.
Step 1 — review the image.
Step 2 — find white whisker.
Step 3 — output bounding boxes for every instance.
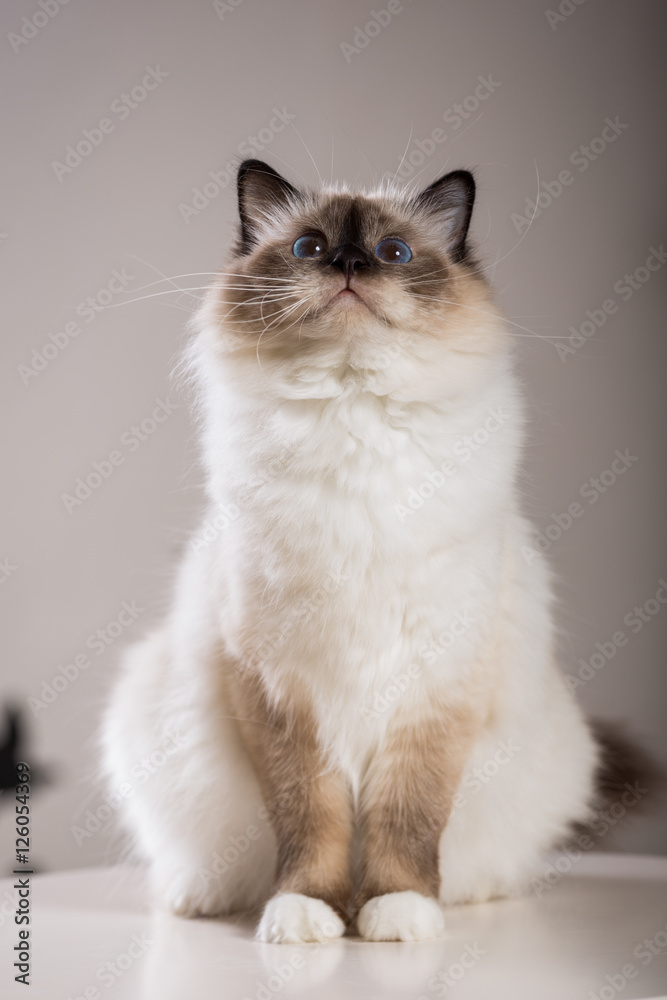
[481,159,541,272]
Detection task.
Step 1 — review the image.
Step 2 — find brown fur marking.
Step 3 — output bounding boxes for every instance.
[226,669,353,919]
[353,703,482,916]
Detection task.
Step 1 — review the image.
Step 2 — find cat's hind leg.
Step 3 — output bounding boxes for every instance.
[102,632,277,918]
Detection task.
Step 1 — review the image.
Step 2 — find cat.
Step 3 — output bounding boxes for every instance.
[102,159,637,943]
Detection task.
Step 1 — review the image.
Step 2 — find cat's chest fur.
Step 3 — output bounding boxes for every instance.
[235,373,518,560]
[215,375,518,746]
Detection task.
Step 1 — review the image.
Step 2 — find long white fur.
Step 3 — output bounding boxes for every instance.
[101,178,599,938]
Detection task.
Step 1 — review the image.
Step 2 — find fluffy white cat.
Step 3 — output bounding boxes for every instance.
[102,160,609,943]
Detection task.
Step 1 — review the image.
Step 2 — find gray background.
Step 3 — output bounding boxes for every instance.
[1,0,665,873]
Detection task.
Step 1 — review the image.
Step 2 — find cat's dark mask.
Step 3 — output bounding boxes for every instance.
[236,159,475,265]
[205,159,494,368]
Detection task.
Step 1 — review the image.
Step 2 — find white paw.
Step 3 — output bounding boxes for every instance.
[164,879,222,919]
[256,893,346,944]
[357,891,445,942]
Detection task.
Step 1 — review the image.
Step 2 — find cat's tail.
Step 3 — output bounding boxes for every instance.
[577,719,664,844]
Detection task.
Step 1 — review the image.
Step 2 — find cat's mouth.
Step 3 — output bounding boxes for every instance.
[327,279,372,313]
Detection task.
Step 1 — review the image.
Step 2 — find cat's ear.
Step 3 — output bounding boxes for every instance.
[415,170,475,262]
[237,160,300,252]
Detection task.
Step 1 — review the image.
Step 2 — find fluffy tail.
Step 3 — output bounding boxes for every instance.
[577,719,663,843]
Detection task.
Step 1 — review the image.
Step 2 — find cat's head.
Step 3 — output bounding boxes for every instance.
[199,160,508,398]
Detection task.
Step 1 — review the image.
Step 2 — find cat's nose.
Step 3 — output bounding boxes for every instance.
[330,245,368,277]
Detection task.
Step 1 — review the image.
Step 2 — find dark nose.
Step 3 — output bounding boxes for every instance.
[330,245,368,278]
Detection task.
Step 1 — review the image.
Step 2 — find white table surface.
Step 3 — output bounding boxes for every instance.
[1,854,666,999]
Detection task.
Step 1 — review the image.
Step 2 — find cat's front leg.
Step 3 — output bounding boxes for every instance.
[354,703,480,942]
[228,671,352,943]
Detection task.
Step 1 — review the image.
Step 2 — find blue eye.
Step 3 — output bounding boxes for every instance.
[292,232,328,258]
[374,237,412,263]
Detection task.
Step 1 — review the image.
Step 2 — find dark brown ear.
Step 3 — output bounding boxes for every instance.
[415,170,475,262]
[237,160,300,253]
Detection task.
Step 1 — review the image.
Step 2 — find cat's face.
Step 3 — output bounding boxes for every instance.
[201,160,507,396]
